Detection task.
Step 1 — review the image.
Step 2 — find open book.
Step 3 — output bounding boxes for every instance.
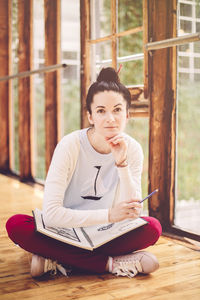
[33,208,148,251]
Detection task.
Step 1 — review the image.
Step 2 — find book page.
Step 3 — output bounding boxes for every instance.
[83,218,148,249]
[33,208,92,250]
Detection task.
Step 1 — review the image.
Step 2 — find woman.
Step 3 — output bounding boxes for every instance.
[6,67,162,278]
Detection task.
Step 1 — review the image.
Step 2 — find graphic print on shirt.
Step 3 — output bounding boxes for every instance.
[81,166,106,200]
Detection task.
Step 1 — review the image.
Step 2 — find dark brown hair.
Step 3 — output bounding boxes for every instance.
[86,67,131,114]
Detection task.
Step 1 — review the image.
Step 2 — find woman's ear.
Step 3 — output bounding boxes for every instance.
[87,111,94,125]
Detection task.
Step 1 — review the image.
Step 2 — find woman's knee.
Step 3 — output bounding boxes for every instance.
[144,216,162,244]
[6,214,34,243]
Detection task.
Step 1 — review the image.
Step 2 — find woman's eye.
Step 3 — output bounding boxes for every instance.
[114,107,122,112]
[97,109,105,114]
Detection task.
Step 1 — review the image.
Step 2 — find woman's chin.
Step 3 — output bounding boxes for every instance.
[104,132,120,140]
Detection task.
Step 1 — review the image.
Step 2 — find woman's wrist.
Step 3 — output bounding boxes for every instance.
[115,157,128,168]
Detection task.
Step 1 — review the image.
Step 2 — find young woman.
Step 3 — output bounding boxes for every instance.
[6,67,162,278]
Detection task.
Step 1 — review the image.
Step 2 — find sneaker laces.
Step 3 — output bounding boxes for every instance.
[111,257,143,278]
[44,259,72,277]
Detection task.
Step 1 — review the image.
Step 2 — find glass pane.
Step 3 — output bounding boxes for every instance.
[118,32,143,56]
[196,21,200,32]
[175,42,200,234]
[118,0,143,32]
[90,0,111,39]
[196,3,200,18]
[33,0,45,180]
[194,41,200,53]
[180,20,192,33]
[126,118,149,214]
[61,0,80,135]
[180,3,192,17]
[91,41,112,81]
[118,60,143,86]
[179,56,189,68]
[11,0,19,174]
[194,57,200,69]
[118,32,143,85]
[33,75,45,180]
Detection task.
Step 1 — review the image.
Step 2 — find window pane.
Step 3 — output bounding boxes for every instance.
[61,0,80,136]
[126,118,149,214]
[91,41,112,81]
[118,60,143,85]
[196,22,200,32]
[90,0,111,39]
[118,32,143,85]
[175,40,200,234]
[179,56,189,68]
[118,32,143,56]
[196,3,200,18]
[180,3,192,17]
[33,0,45,180]
[194,41,200,53]
[11,0,19,174]
[194,57,200,69]
[175,81,200,234]
[180,20,192,33]
[118,0,143,32]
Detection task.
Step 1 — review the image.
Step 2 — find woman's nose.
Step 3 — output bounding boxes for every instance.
[106,112,115,122]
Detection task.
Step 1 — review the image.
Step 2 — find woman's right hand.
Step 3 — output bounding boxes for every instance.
[108,199,142,223]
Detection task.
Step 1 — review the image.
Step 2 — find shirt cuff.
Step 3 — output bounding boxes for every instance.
[116,165,130,178]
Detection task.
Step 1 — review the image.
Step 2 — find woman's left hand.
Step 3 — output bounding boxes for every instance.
[106,134,127,165]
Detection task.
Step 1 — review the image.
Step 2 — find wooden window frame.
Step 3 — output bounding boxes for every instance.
[44,0,61,173]
[80,0,148,129]
[146,0,199,241]
[18,0,33,181]
[0,0,61,180]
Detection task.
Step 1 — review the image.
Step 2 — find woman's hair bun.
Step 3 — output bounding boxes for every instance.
[97,67,120,83]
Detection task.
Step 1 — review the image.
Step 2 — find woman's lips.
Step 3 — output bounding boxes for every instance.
[104,127,117,129]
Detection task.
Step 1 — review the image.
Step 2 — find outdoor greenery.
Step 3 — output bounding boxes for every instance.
[177,81,200,201]
[117,0,143,85]
[126,118,149,207]
[34,81,45,180]
[62,80,80,134]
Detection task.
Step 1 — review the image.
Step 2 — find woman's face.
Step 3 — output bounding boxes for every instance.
[87,91,129,139]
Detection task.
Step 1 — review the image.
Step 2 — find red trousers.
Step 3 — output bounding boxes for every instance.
[6,214,162,273]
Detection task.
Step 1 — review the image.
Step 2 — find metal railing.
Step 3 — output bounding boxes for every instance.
[146,32,200,51]
[0,63,67,82]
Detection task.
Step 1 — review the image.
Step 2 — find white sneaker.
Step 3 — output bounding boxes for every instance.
[108,251,159,278]
[30,254,71,277]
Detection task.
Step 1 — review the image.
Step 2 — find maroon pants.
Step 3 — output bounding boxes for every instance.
[6,214,162,273]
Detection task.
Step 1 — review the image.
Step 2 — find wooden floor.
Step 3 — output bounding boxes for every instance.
[0,174,200,300]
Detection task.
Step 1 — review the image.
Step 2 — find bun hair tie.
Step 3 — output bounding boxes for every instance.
[117,64,123,74]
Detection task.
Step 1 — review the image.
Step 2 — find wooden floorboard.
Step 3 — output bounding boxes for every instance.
[0,174,200,300]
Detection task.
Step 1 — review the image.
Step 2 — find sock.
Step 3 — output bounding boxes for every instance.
[108,256,113,272]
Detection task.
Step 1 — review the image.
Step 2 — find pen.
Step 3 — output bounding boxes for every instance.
[140,189,159,203]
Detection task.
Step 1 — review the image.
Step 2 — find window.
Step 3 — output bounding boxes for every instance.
[61,0,80,136]
[33,0,45,180]
[89,0,143,85]
[175,0,200,235]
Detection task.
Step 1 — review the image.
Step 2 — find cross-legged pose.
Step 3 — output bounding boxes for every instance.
[6,67,162,278]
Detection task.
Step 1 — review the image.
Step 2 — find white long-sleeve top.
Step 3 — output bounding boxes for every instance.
[43,128,143,228]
